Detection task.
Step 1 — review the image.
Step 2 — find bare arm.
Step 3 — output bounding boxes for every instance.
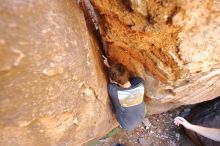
[174,116,220,142]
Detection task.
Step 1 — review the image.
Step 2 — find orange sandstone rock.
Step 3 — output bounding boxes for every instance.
[0,1,116,146]
[91,0,220,113]
[1,0,220,145]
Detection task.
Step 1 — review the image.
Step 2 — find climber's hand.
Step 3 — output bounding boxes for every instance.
[174,116,192,129]
[102,55,110,68]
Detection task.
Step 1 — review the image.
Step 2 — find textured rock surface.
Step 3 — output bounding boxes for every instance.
[0,0,116,146]
[1,0,220,145]
[91,0,220,113]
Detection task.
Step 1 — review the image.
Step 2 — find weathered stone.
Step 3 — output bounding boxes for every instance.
[175,133,180,141]
[0,0,116,146]
[90,0,220,114]
[138,137,150,146]
[142,118,151,129]
[1,0,220,145]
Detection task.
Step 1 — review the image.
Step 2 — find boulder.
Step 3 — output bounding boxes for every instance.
[1,0,220,145]
[90,0,220,114]
[0,0,116,146]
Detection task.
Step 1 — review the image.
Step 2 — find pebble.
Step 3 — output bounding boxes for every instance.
[183,108,191,113]
[175,133,180,141]
[157,129,162,133]
[174,109,180,115]
[143,118,151,129]
[138,137,149,146]
[99,137,110,143]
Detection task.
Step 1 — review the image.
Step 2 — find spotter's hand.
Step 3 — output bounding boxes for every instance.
[174,117,192,129]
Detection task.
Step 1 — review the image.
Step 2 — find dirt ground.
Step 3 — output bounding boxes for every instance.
[91,107,196,146]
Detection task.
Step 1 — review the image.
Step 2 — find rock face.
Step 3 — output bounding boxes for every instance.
[0,0,116,146]
[90,0,220,113]
[1,0,220,145]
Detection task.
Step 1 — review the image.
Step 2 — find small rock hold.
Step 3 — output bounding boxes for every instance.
[43,69,56,76]
[42,29,50,33]
[18,120,31,127]
[12,48,25,66]
[43,67,64,76]
[72,76,77,81]
[50,62,55,67]
[73,118,78,124]
[83,88,94,96]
